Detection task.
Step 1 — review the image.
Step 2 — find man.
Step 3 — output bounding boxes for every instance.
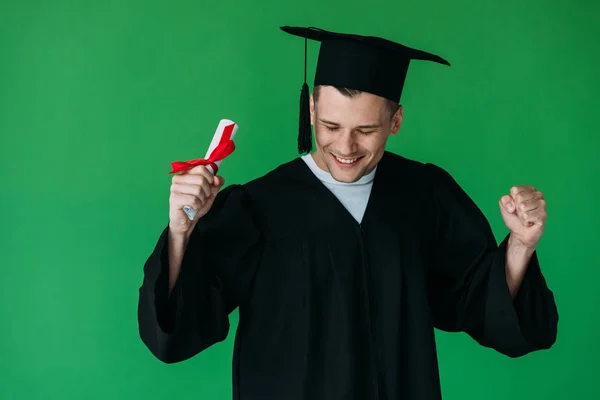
[137,26,558,399]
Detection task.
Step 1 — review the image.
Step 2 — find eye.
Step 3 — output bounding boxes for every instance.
[324,125,339,132]
[358,130,375,135]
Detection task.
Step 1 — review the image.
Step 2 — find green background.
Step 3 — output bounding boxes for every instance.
[1,0,598,399]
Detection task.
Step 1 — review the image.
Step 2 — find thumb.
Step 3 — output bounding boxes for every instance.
[211,175,225,192]
[213,175,225,188]
[499,195,516,214]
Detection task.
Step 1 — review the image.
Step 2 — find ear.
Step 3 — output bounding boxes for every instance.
[390,105,404,136]
[310,93,315,125]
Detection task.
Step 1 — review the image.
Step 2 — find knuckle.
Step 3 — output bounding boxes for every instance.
[175,193,186,203]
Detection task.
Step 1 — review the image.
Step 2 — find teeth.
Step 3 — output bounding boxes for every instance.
[335,156,358,164]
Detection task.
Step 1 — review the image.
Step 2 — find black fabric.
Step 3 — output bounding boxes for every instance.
[137,151,558,399]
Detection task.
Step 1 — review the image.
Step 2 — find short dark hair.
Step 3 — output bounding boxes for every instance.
[312,85,400,119]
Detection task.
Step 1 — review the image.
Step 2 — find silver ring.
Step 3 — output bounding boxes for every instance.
[183,205,197,220]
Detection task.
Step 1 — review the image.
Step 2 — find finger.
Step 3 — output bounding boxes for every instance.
[173,171,207,184]
[187,165,215,181]
[520,207,547,226]
[513,189,539,205]
[510,185,536,200]
[173,172,212,188]
[517,196,546,214]
[171,182,211,201]
[171,193,205,210]
[510,185,536,196]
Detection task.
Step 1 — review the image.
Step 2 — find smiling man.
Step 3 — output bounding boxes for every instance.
[138,26,559,400]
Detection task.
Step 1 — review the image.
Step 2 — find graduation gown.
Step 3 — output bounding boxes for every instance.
[137,151,558,400]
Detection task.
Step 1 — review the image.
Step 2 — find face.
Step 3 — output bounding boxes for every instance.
[310,86,403,183]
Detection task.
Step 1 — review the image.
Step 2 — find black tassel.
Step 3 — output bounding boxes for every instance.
[297,29,312,154]
[298,82,312,154]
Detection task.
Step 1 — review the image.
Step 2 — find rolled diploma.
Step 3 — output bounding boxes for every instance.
[183,119,239,220]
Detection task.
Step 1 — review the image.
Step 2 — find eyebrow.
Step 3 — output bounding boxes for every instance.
[318,118,381,129]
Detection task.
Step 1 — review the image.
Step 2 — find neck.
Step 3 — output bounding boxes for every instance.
[310,152,328,172]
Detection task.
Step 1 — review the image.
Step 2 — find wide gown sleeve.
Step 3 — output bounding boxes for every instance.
[425,163,559,358]
[137,184,262,363]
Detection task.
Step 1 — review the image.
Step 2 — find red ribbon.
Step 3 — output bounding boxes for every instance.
[169,123,236,174]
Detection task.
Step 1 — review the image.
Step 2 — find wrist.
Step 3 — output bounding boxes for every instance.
[507,234,536,256]
[506,234,535,260]
[168,225,192,246]
[505,234,535,298]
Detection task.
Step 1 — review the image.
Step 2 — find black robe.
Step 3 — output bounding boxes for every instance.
[137,151,558,400]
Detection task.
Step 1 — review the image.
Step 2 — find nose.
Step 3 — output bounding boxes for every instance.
[336,129,357,155]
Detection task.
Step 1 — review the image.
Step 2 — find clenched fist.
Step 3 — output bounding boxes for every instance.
[169,165,225,237]
[499,185,547,249]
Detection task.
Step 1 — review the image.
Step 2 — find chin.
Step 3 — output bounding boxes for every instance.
[328,164,363,183]
[332,174,361,183]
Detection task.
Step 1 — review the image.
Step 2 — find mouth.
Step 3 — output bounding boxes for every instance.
[331,153,364,168]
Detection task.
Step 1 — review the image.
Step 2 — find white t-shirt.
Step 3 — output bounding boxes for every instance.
[301,154,376,224]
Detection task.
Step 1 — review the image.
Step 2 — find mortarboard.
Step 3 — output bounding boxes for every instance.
[280,26,451,154]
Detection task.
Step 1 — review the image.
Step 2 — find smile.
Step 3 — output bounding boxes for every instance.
[332,154,363,166]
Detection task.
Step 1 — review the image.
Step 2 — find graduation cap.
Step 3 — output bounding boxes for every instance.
[280,26,450,154]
